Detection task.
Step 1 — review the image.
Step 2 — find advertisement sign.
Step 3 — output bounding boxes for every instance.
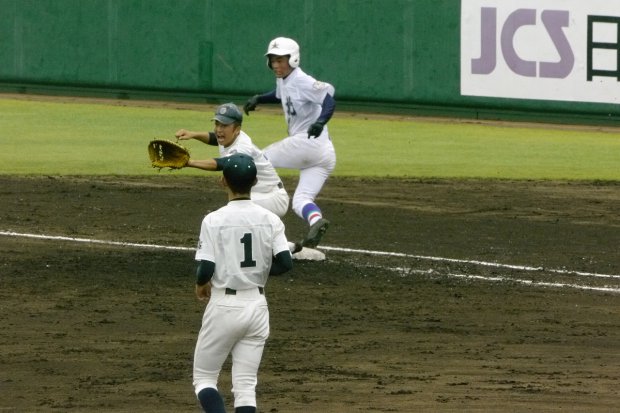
[461,0,620,104]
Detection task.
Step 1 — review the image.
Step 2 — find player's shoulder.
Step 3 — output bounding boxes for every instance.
[236,139,261,160]
[237,130,254,144]
[237,132,261,151]
[203,206,227,222]
[311,80,333,92]
[290,67,314,83]
[204,203,252,228]
[226,134,259,156]
[291,68,334,93]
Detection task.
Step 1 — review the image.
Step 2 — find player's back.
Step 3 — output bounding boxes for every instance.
[202,200,286,290]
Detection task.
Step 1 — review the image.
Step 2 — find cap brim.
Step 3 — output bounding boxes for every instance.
[212,115,237,125]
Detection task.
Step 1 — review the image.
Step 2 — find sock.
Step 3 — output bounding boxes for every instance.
[197,387,226,413]
[301,202,322,226]
[235,407,256,413]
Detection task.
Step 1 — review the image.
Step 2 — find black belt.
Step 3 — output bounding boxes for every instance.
[225,287,264,295]
[277,182,284,189]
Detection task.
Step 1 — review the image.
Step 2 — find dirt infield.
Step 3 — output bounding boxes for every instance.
[1,175,619,412]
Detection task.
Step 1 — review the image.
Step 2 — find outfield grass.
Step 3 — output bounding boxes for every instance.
[1,96,619,180]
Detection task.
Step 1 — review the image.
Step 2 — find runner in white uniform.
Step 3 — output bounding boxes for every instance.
[192,153,292,413]
[244,37,337,249]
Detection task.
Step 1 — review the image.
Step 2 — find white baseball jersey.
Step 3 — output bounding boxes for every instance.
[275,67,335,138]
[264,67,337,219]
[195,199,289,290]
[219,131,281,194]
[193,198,288,408]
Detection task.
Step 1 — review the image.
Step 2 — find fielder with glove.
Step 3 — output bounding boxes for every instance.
[175,103,290,219]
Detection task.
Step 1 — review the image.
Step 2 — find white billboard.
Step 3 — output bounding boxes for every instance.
[461,0,620,104]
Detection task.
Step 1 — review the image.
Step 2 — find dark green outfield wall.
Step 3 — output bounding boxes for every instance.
[0,0,618,125]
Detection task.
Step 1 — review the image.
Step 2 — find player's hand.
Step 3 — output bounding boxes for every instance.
[175,129,195,141]
[244,95,259,115]
[307,121,325,139]
[195,283,211,301]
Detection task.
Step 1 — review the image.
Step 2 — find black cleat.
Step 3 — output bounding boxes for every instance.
[302,218,330,248]
[291,241,304,254]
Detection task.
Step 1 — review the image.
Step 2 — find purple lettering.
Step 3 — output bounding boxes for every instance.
[539,10,574,78]
[471,7,497,75]
[501,8,537,77]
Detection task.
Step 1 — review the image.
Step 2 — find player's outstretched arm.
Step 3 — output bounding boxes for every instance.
[176,130,218,146]
[187,156,231,172]
[186,158,219,171]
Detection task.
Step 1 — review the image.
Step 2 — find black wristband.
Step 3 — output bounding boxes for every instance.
[208,132,218,146]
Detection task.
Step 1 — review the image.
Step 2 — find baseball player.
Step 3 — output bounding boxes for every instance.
[176,103,301,254]
[192,153,292,413]
[244,37,336,248]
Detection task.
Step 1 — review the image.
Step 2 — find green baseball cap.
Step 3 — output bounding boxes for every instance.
[213,102,243,125]
[222,153,257,187]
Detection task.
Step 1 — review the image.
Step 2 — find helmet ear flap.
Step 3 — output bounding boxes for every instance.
[288,52,300,68]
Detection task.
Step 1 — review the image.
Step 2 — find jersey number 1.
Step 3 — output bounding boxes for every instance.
[240,233,257,268]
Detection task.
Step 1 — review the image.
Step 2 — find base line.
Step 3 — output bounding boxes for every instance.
[319,246,620,279]
[378,265,620,294]
[448,272,620,294]
[2,230,619,280]
[0,230,193,251]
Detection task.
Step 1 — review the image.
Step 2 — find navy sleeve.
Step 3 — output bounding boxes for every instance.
[196,260,215,285]
[207,132,218,146]
[316,93,336,124]
[269,250,293,275]
[257,90,281,104]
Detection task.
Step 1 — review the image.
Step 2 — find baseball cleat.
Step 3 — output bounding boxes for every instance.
[291,241,304,254]
[302,218,330,248]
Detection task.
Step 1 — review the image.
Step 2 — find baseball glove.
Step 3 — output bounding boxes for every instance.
[148,139,190,170]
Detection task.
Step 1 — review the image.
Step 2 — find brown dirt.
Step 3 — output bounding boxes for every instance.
[1,175,619,413]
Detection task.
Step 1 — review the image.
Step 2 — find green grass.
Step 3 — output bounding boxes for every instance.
[1,97,619,180]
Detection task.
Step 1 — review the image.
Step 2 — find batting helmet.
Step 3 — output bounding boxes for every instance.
[265,37,300,69]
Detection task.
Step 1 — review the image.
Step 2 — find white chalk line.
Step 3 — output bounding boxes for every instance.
[448,273,620,294]
[381,266,620,294]
[0,230,194,251]
[320,245,620,280]
[2,230,619,293]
